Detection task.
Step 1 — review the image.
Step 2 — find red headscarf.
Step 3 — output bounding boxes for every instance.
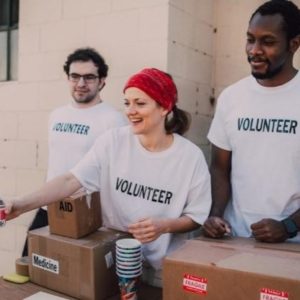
[123,68,177,112]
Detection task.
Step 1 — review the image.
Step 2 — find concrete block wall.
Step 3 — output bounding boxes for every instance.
[168,0,215,158]
[0,0,170,275]
[214,0,300,97]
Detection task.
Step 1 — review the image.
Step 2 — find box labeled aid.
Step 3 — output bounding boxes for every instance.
[29,226,130,300]
[163,237,300,300]
[48,191,101,238]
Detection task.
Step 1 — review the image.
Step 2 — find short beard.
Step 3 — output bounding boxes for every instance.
[74,96,94,104]
[73,92,97,104]
[251,64,284,80]
[248,56,284,80]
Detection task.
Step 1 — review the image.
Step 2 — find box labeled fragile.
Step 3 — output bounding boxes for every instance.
[163,237,300,300]
[48,191,101,238]
[29,226,129,300]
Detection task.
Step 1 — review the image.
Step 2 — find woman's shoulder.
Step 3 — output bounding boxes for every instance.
[174,134,205,158]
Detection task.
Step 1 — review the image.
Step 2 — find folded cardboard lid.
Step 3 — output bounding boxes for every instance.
[195,236,300,253]
[60,190,100,202]
[165,238,300,280]
[216,252,300,279]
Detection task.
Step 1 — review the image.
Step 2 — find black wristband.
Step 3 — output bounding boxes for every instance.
[281,218,298,238]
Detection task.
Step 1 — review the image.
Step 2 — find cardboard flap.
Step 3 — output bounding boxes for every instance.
[254,241,300,253]
[196,236,300,253]
[216,252,300,280]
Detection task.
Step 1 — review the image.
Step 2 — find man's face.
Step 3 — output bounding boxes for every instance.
[246,13,292,85]
[68,60,103,105]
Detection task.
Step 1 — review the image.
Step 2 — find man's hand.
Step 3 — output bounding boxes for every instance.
[203,216,231,238]
[128,218,167,243]
[250,218,288,242]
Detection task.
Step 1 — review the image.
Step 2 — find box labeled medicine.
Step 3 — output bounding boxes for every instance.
[29,226,129,300]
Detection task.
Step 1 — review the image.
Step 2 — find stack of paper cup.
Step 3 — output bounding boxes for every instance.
[116,239,142,300]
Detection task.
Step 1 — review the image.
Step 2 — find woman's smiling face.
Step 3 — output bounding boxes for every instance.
[124,87,168,135]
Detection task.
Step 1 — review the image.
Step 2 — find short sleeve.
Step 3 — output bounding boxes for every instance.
[207,92,232,151]
[70,132,110,193]
[182,153,211,225]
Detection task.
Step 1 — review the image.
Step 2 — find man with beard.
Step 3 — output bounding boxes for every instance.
[22,48,126,256]
[203,0,300,243]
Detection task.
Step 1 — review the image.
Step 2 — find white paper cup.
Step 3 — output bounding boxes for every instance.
[116,255,143,264]
[117,259,142,267]
[117,252,141,258]
[117,256,141,264]
[117,268,143,278]
[116,247,141,255]
[116,239,141,250]
[117,262,142,271]
[117,258,141,267]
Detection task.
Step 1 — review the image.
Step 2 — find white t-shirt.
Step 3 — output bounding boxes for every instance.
[47,102,126,180]
[208,73,300,240]
[71,126,211,269]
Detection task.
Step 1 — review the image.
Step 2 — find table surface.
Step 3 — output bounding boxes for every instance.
[0,277,162,300]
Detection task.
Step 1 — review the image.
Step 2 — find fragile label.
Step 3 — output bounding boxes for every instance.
[32,253,59,274]
[182,274,208,295]
[260,288,288,300]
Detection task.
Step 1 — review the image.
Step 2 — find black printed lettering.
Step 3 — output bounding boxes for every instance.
[116,177,123,190]
[115,178,172,205]
[152,189,159,202]
[290,120,297,134]
[158,190,166,203]
[120,180,129,192]
[52,122,90,135]
[165,192,173,204]
[127,182,133,195]
[237,117,298,134]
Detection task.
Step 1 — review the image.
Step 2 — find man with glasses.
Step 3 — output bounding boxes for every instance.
[22,48,126,256]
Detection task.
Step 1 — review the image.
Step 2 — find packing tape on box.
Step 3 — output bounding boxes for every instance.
[15,256,30,276]
[86,193,92,208]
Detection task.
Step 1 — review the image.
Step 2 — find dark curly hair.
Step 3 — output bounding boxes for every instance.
[63,48,108,78]
[250,0,300,41]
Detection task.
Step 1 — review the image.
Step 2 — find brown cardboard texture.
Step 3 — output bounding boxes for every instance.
[163,238,300,300]
[29,226,129,300]
[195,235,300,253]
[48,191,102,238]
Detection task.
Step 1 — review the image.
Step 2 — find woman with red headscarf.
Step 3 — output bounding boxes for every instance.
[5,68,211,286]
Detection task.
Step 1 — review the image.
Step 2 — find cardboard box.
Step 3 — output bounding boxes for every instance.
[48,191,102,238]
[163,237,300,300]
[28,226,129,300]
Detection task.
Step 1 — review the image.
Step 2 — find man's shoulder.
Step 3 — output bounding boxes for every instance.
[222,76,252,94]
[98,102,127,126]
[49,104,71,116]
[216,76,253,107]
[98,101,120,112]
[94,125,131,147]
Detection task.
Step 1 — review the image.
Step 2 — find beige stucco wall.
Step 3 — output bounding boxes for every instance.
[0,0,171,275]
[0,0,299,275]
[168,0,215,157]
[214,0,300,96]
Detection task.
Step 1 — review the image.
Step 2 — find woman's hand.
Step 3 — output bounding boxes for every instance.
[4,198,22,221]
[128,218,168,243]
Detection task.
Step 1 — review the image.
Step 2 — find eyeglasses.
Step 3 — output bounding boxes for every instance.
[68,73,99,83]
